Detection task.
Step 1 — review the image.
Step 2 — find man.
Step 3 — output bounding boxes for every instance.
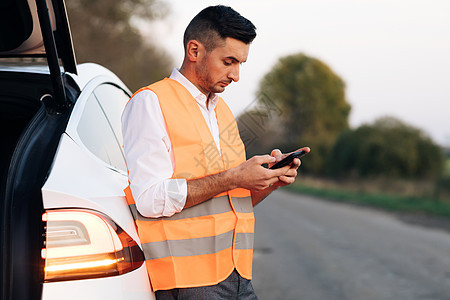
[122,5,309,299]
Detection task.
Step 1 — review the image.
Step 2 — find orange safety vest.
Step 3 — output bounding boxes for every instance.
[123,78,254,291]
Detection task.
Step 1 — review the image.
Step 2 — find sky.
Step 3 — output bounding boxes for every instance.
[145,0,450,147]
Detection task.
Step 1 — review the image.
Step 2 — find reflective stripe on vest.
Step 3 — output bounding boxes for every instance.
[124,78,254,291]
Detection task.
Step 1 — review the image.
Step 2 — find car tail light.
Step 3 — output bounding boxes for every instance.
[42,209,144,282]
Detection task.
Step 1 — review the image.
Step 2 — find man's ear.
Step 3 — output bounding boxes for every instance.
[186,40,205,62]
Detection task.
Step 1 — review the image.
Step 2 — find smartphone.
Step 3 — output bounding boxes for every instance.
[270,150,307,169]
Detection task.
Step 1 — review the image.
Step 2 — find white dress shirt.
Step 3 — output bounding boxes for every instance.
[122,68,221,218]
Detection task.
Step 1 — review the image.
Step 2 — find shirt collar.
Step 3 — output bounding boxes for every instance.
[169,68,219,111]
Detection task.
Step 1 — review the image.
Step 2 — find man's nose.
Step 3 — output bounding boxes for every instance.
[228,65,240,82]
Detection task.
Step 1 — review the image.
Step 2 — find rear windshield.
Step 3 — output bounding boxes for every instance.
[0,0,33,52]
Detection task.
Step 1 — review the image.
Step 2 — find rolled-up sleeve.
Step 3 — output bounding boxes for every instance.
[121,90,187,217]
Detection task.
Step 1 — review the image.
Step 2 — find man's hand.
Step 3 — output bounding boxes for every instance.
[185,147,310,208]
[185,154,285,208]
[230,155,291,191]
[246,147,310,206]
[269,147,310,188]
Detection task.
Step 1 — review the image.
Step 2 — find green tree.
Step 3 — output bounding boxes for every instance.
[328,116,445,179]
[253,53,351,174]
[66,0,172,91]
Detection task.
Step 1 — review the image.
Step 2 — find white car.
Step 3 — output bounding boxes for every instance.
[0,0,154,299]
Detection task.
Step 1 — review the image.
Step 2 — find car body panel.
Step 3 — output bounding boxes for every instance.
[42,133,140,244]
[67,63,130,93]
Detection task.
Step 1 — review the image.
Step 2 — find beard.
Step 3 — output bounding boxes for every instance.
[194,60,228,94]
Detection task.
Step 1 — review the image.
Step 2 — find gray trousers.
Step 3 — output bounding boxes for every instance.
[155,270,258,300]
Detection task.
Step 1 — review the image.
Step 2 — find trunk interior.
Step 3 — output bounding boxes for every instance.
[0,70,52,300]
[0,71,47,187]
[0,69,76,300]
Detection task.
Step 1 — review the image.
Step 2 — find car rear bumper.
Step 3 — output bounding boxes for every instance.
[42,264,154,299]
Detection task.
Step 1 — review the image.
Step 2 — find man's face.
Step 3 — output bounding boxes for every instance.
[194,37,250,95]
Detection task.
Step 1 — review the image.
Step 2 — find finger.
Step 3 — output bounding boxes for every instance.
[279,175,296,184]
[298,146,311,154]
[254,155,277,165]
[268,149,283,168]
[283,168,298,178]
[270,148,283,160]
[270,165,291,177]
[291,158,301,168]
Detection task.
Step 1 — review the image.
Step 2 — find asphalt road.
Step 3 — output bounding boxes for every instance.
[251,189,450,300]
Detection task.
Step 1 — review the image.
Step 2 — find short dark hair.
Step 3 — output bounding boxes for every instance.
[183,5,256,52]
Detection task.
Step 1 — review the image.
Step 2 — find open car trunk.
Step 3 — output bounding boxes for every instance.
[0,0,78,299]
[0,70,79,300]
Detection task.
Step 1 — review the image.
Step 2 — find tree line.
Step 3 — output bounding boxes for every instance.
[237,53,446,184]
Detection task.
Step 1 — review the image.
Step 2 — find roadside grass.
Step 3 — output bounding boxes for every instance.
[286,178,450,219]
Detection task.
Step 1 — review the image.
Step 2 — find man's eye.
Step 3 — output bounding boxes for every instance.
[224,61,232,66]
